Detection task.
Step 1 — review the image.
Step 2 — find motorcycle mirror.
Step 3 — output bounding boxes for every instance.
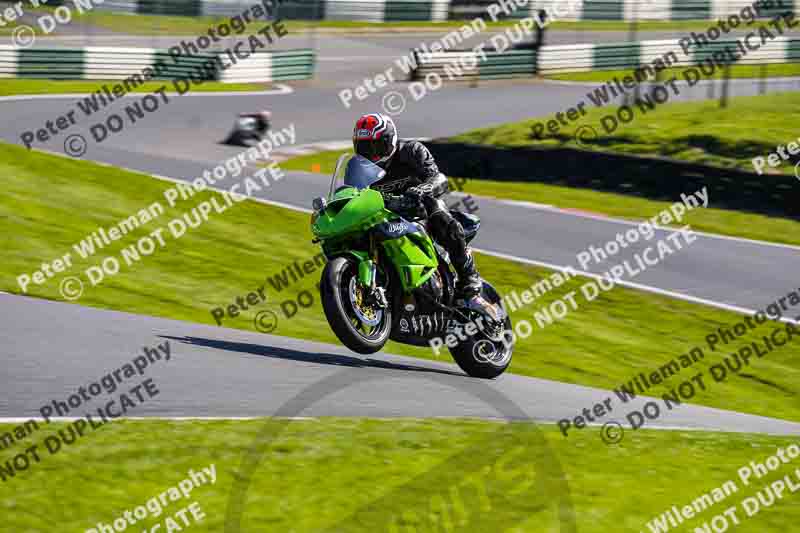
[312,196,327,212]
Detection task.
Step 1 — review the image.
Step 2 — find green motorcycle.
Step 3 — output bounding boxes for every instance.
[310,154,513,379]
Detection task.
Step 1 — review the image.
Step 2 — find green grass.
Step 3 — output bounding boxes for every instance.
[28,7,800,35]
[279,148,800,247]
[450,92,800,175]
[295,18,800,32]
[0,79,267,96]
[2,142,800,423]
[548,62,800,82]
[65,10,275,36]
[0,419,798,532]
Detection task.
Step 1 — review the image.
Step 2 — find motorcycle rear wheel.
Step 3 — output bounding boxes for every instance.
[320,257,392,354]
[448,285,513,379]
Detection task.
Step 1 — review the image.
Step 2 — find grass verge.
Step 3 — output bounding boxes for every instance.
[2,142,800,422]
[0,79,268,96]
[449,91,800,174]
[279,148,800,247]
[0,419,799,532]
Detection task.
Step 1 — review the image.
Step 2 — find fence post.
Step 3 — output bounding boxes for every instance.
[311,0,320,59]
[626,6,639,103]
[470,49,479,88]
[533,8,547,78]
[720,63,730,108]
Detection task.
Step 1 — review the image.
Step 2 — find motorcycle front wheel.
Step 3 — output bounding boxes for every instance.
[320,257,392,354]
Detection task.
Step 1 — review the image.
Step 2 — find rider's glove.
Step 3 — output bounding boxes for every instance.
[403,188,426,212]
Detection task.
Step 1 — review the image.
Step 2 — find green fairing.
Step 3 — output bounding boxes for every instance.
[382,235,438,290]
[312,188,386,239]
[311,187,438,293]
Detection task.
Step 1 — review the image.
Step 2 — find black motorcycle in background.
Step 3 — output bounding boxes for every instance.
[223,110,271,146]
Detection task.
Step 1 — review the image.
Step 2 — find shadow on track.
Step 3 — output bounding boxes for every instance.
[159,335,466,377]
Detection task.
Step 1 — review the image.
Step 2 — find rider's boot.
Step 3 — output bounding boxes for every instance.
[453,252,504,323]
[454,252,482,300]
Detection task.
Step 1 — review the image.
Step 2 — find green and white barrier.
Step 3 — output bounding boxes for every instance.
[411,37,799,80]
[95,0,451,20]
[218,49,315,81]
[489,0,795,21]
[90,0,796,21]
[0,48,16,79]
[411,48,537,80]
[475,0,796,21]
[275,0,452,21]
[538,37,798,74]
[0,46,221,80]
[95,0,255,17]
[0,45,315,83]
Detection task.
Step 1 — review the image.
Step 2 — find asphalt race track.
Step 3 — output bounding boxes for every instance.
[3,293,800,436]
[2,79,798,311]
[2,33,800,433]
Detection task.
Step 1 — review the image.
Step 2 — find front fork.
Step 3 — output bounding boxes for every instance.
[350,251,388,309]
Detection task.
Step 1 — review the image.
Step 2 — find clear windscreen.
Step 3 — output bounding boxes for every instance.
[328,154,386,199]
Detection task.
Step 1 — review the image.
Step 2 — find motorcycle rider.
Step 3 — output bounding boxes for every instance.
[352,113,484,306]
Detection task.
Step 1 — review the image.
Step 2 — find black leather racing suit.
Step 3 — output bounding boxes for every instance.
[371,140,481,296]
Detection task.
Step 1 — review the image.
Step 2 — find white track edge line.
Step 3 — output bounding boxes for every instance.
[32,147,316,213]
[286,139,800,252]
[487,198,800,252]
[24,146,796,321]
[542,76,800,88]
[0,416,316,423]
[0,84,293,102]
[0,417,775,434]
[474,248,800,325]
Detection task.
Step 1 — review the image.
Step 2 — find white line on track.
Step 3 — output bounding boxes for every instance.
[542,77,800,88]
[33,147,317,214]
[488,195,800,252]
[476,247,800,325]
[0,417,317,423]
[0,84,293,103]
[0,416,789,435]
[283,139,800,252]
[494,198,555,210]
[25,146,799,322]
